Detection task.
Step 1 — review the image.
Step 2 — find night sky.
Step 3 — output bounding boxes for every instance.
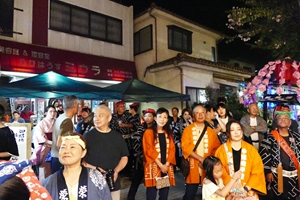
[120,0,274,69]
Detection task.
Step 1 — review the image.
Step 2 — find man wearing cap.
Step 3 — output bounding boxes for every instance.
[76,107,92,135]
[272,105,299,133]
[260,110,300,199]
[240,103,267,151]
[110,101,133,135]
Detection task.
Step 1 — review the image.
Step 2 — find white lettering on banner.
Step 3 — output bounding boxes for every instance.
[47,62,53,69]
[79,64,88,74]
[38,61,45,68]
[19,59,26,66]
[12,49,19,55]
[47,62,61,70]
[31,51,37,58]
[5,47,12,54]
[44,53,50,59]
[0,44,52,60]
[65,62,76,73]
[29,60,36,68]
[38,52,44,59]
[92,66,101,76]
[23,50,28,56]
[55,63,61,70]
[0,44,134,78]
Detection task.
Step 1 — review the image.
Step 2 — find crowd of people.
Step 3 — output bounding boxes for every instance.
[1,95,300,200]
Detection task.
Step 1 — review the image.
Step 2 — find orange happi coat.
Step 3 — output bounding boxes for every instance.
[142,129,176,187]
[181,123,221,184]
[215,140,266,195]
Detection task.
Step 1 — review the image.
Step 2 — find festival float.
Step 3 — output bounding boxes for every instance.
[240,58,300,122]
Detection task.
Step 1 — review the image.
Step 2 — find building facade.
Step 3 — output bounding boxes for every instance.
[133,4,253,110]
[0,0,137,87]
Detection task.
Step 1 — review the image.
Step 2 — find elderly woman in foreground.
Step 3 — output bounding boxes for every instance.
[43,133,112,200]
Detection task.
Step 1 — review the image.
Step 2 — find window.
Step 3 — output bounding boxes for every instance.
[212,47,216,62]
[134,25,152,55]
[168,25,192,54]
[50,0,122,44]
[234,62,240,67]
[0,0,14,37]
[186,87,207,108]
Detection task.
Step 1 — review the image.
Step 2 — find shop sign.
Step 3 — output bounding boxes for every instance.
[0,39,137,81]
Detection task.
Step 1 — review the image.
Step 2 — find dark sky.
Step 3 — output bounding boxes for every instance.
[120,0,274,69]
[121,0,239,33]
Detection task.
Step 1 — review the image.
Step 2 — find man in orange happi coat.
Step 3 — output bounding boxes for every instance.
[181,104,221,200]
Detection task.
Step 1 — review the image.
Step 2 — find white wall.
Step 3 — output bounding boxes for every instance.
[48,0,134,61]
[0,0,33,43]
[134,8,222,80]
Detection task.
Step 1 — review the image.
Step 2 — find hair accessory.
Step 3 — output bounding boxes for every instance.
[275,111,293,119]
[116,101,125,107]
[129,103,139,108]
[62,135,86,149]
[143,108,156,114]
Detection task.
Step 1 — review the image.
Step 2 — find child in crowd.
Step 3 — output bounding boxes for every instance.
[202,156,241,200]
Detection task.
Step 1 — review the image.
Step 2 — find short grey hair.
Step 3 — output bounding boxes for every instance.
[95,105,112,117]
[63,95,79,110]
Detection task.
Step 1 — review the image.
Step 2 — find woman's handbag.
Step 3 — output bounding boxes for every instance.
[180,125,207,178]
[217,131,228,144]
[155,175,170,189]
[180,158,190,178]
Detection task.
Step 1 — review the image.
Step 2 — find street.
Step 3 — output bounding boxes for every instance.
[120,171,202,200]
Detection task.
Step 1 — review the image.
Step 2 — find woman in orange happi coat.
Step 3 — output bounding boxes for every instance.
[143,107,176,200]
[215,120,266,197]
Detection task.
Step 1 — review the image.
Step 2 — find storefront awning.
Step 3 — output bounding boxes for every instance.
[106,78,190,102]
[0,71,122,100]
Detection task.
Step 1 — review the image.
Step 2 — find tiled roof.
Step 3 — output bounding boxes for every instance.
[146,53,253,76]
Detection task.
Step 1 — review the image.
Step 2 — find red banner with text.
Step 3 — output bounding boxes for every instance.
[0,39,137,81]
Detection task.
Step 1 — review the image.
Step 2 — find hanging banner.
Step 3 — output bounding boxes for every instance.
[0,39,137,81]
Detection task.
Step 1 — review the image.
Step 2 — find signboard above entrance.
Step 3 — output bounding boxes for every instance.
[0,39,137,81]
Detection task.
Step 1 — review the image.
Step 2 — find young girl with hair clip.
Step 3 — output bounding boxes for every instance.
[142,107,176,200]
[202,156,242,200]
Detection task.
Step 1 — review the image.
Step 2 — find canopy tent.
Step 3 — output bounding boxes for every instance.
[105,78,190,102]
[0,71,122,100]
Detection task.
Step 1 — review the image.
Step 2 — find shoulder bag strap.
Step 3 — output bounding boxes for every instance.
[192,125,207,152]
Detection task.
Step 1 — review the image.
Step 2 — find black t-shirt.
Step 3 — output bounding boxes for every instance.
[0,126,19,160]
[158,132,167,177]
[232,148,241,172]
[83,128,129,190]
